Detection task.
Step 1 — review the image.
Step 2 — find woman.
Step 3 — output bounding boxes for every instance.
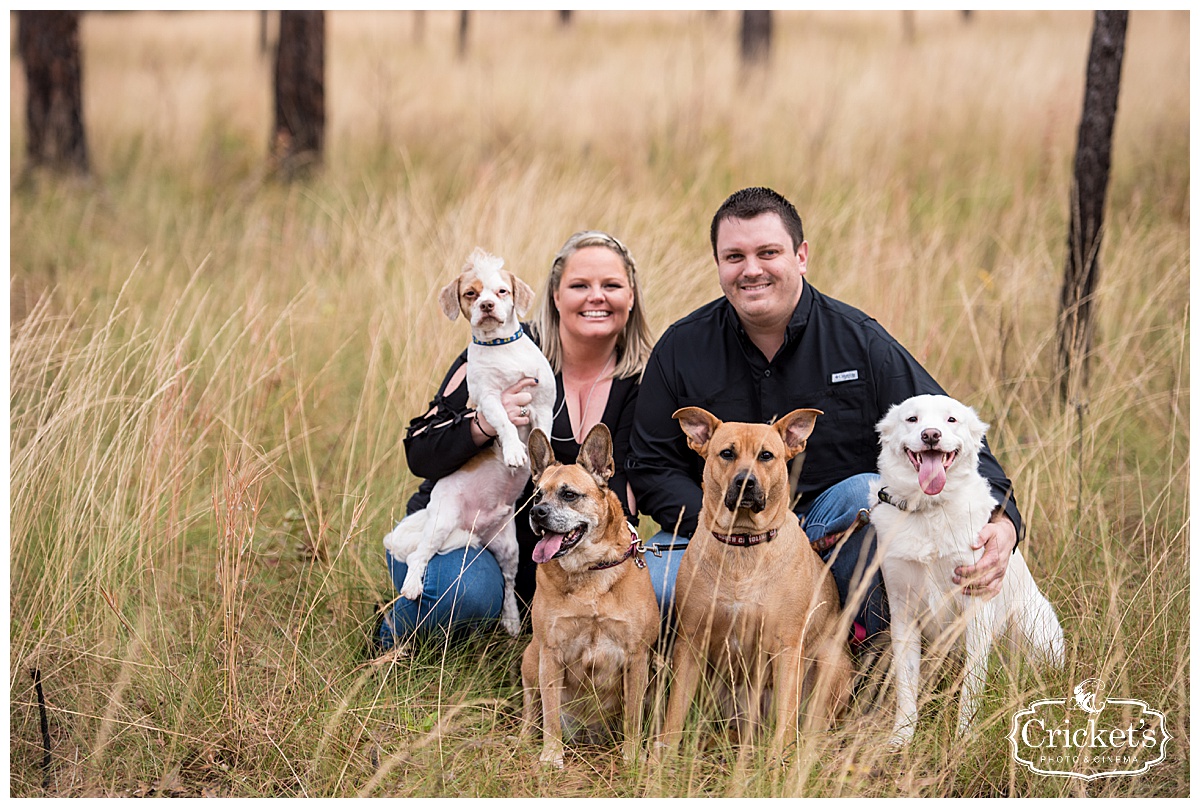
[377,231,654,649]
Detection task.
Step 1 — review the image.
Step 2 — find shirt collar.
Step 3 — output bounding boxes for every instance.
[723,281,815,354]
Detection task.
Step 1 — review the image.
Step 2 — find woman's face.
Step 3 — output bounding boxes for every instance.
[553,246,635,345]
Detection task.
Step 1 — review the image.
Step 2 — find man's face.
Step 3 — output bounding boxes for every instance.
[715,212,807,333]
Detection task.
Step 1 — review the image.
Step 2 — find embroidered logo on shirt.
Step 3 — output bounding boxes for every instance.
[831,370,859,384]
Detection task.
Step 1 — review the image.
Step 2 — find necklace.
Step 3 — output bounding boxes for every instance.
[550,351,615,445]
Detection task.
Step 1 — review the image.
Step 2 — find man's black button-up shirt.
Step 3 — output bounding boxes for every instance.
[626,282,1023,542]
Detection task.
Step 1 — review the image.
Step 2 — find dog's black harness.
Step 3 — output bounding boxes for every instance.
[875,487,910,512]
[711,528,778,547]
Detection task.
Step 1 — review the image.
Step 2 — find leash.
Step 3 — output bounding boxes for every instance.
[590,523,648,570]
[472,325,525,347]
[809,507,872,554]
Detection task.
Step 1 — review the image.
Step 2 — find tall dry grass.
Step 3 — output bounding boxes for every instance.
[9,10,1188,796]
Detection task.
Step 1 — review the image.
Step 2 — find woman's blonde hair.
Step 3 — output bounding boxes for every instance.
[532,230,654,380]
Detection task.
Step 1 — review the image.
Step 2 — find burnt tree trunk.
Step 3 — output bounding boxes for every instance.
[271,10,325,179]
[1058,10,1127,402]
[19,11,89,174]
[458,11,470,59]
[413,10,426,44]
[740,11,772,67]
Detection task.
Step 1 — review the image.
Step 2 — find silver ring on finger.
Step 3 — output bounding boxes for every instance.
[520,407,528,416]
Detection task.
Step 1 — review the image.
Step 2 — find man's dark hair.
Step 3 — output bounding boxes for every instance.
[709,187,804,258]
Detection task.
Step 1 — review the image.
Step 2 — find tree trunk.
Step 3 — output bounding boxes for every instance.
[19,10,89,174]
[1057,11,1128,402]
[740,11,772,67]
[413,10,426,44]
[458,11,470,59]
[259,10,270,55]
[271,10,325,179]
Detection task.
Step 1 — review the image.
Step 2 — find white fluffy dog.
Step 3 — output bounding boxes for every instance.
[383,248,556,637]
[871,394,1064,745]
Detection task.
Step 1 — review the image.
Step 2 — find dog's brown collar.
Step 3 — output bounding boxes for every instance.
[711,528,778,547]
[589,524,648,571]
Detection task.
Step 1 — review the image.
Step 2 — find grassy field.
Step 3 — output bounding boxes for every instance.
[8,9,1189,797]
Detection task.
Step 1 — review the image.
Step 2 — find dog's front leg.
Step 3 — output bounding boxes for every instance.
[485,522,522,637]
[883,558,923,746]
[476,393,527,468]
[520,640,541,740]
[538,650,567,768]
[622,647,650,765]
[658,637,704,755]
[771,645,804,754]
[957,606,994,738]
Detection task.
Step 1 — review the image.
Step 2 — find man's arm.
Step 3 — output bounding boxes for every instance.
[625,338,704,539]
[870,326,1025,545]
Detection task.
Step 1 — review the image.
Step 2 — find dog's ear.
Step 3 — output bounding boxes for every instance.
[528,428,556,481]
[438,277,461,321]
[962,404,989,448]
[512,274,536,318]
[775,408,822,459]
[577,423,614,488]
[876,401,903,445]
[673,407,721,456]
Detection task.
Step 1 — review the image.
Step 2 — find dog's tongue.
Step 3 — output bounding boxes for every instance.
[532,533,565,564]
[918,452,947,495]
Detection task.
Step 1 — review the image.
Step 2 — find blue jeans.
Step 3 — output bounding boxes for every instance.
[378,546,505,649]
[643,473,888,644]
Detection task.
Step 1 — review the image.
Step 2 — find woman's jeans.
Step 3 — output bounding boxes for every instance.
[378,545,504,650]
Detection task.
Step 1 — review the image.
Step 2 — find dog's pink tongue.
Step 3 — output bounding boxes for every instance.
[918,452,947,495]
[532,533,565,564]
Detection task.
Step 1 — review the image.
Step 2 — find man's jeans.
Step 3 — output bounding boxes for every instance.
[642,473,888,645]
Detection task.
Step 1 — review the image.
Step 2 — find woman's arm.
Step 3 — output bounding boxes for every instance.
[402,349,489,481]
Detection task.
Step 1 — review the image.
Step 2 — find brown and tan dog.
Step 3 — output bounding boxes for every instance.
[659,407,853,753]
[521,424,660,768]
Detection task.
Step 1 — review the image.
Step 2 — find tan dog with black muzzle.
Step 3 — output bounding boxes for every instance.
[659,407,853,754]
[521,424,659,768]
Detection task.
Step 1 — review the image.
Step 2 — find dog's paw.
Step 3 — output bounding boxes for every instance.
[888,725,915,748]
[399,571,424,601]
[500,614,521,637]
[502,442,529,468]
[539,746,565,769]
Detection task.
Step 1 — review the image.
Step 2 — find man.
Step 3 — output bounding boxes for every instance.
[626,186,1021,649]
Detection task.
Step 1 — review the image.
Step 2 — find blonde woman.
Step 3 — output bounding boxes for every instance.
[376,231,654,648]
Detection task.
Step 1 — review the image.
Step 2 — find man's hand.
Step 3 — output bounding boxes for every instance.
[953,513,1017,597]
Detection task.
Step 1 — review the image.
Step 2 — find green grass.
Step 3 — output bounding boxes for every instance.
[9,9,1189,796]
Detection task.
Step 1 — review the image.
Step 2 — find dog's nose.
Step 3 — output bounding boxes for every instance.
[530,503,550,522]
[479,299,494,312]
[921,428,941,447]
[725,471,766,512]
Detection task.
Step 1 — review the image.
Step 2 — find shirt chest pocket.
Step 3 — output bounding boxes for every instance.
[804,381,876,477]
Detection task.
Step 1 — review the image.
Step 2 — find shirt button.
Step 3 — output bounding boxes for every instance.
[764,369,772,377]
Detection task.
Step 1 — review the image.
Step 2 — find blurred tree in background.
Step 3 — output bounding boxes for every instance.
[18,10,90,175]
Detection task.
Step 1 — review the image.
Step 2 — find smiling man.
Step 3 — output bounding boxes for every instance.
[626,186,1024,657]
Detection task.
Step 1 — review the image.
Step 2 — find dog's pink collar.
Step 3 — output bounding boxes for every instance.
[473,325,524,346]
[589,524,648,571]
[711,528,778,547]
